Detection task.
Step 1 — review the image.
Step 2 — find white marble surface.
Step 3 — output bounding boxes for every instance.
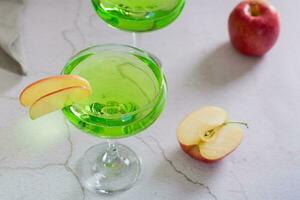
[0,0,300,199]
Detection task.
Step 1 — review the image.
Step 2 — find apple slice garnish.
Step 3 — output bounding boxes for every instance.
[176,106,227,145]
[29,86,91,119]
[177,106,247,163]
[20,75,91,106]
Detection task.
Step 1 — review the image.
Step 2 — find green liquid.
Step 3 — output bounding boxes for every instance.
[62,45,167,139]
[92,0,185,32]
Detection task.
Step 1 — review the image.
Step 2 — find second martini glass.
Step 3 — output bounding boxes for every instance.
[91,0,185,46]
[62,44,167,193]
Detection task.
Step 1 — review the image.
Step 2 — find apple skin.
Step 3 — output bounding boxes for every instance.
[228,1,280,56]
[179,143,216,163]
[19,75,91,107]
[29,86,91,119]
[179,142,239,163]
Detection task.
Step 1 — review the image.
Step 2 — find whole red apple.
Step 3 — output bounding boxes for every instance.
[228,0,280,56]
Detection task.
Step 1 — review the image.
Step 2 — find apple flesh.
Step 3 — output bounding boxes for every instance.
[198,124,243,162]
[20,75,91,106]
[177,106,244,163]
[180,125,243,162]
[177,106,227,145]
[29,86,91,119]
[228,0,280,56]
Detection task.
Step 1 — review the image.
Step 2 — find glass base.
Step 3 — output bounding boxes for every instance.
[76,143,142,194]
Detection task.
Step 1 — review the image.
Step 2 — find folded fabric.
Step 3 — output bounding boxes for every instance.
[0,0,26,75]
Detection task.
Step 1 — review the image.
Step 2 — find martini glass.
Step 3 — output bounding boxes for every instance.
[62,44,167,193]
[91,0,185,46]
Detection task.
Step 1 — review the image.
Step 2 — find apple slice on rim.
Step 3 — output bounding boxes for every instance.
[20,75,91,106]
[29,86,91,120]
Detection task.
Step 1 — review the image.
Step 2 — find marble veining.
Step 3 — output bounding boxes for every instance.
[148,135,218,200]
[0,0,300,199]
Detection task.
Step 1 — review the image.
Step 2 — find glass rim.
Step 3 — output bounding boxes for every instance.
[61,43,167,119]
[92,0,185,14]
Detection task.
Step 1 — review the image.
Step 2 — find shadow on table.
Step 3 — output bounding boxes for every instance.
[187,42,261,91]
[0,47,23,95]
[153,148,223,197]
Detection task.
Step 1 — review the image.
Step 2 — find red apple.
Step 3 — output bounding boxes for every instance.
[177,106,244,163]
[228,0,280,56]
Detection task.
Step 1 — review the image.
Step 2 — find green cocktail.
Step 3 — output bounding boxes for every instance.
[62,44,167,193]
[62,46,166,138]
[91,0,185,32]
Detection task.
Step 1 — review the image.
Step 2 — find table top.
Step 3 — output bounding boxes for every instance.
[0,0,299,199]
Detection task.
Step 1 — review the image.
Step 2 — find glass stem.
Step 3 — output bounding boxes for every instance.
[132,32,141,47]
[102,139,119,166]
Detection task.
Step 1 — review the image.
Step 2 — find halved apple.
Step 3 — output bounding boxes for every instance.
[177,106,244,163]
[29,86,91,119]
[20,75,91,106]
[176,106,227,145]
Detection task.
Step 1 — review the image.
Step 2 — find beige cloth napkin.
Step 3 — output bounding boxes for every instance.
[0,0,26,75]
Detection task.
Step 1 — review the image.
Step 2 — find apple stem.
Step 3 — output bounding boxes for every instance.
[225,121,249,128]
[201,122,248,143]
[249,1,260,16]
